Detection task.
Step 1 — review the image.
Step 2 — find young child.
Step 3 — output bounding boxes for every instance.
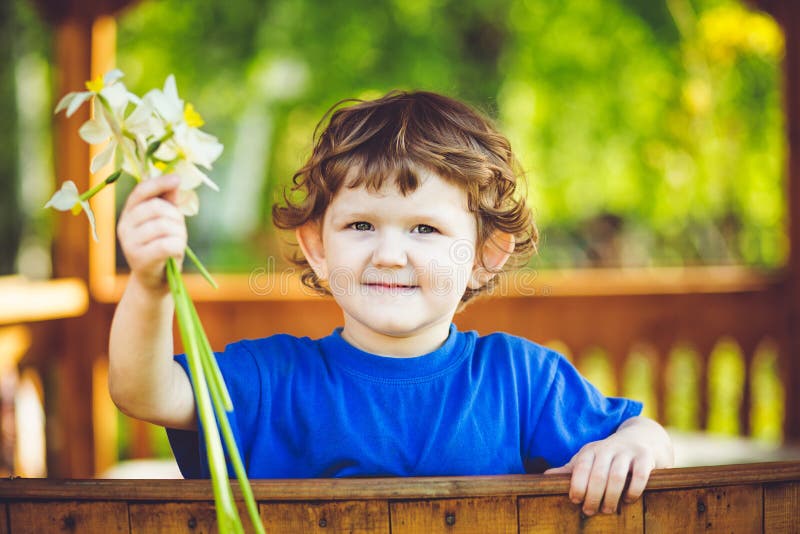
[109,90,673,516]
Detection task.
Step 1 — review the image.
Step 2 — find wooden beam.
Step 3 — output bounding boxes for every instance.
[0,277,87,325]
[765,2,800,443]
[29,0,139,25]
[1,462,799,500]
[744,0,800,444]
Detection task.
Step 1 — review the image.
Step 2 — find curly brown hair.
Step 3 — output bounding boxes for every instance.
[272,90,538,305]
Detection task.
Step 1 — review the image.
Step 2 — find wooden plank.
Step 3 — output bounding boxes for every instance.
[390,497,516,534]
[129,502,216,533]
[8,501,128,533]
[3,463,799,501]
[518,495,641,533]
[261,500,389,533]
[0,503,8,534]
[643,484,762,534]
[130,501,260,534]
[764,481,800,534]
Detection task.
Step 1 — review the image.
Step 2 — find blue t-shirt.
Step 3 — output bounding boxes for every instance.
[167,324,642,478]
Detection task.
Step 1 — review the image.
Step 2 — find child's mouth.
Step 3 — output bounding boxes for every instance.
[364,282,418,290]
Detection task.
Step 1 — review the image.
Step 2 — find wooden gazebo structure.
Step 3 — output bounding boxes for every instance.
[13,0,799,475]
[1,0,800,531]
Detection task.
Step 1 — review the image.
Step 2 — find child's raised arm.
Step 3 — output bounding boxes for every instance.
[544,416,674,516]
[108,174,197,431]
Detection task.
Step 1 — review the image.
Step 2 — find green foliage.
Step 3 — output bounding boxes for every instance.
[115,0,785,272]
[0,0,20,275]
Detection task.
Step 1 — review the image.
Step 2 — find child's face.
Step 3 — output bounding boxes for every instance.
[303,169,480,354]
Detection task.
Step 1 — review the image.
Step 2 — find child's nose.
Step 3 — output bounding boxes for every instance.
[371,232,408,267]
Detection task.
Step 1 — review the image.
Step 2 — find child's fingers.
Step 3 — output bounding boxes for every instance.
[623,456,654,503]
[600,455,632,514]
[123,198,185,230]
[132,218,187,248]
[581,453,612,515]
[543,463,573,475]
[566,451,595,505]
[137,236,186,266]
[124,174,181,210]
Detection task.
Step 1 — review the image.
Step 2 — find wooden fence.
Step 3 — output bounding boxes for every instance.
[40,266,793,470]
[1,462,798,533]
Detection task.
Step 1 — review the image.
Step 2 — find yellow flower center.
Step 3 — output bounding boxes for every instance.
[154,161,168,171]
[184,103,205,128]
[71,202,83,215]
[85,75,105,93]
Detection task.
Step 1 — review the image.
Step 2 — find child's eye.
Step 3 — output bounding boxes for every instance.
[413,224,438,234]
[349,221,373,231]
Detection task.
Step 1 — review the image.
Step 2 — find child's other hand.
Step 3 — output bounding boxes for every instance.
[543,417,673,516]
[117,174,187,292]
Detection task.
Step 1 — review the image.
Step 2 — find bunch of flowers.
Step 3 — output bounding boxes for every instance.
[45,70,264,534]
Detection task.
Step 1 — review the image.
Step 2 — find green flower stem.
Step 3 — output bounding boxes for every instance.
[166,258,243,533]
[189,303,232,411]
[78,170,122,202]
[189,301,265,534]
[185,245,218,289]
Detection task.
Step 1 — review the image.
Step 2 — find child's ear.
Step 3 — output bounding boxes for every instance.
[296,221,328,281]
[468,231,515,290]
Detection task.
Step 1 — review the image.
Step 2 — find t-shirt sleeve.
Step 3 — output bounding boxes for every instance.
[166,341,263,479]
[526,354,643,470]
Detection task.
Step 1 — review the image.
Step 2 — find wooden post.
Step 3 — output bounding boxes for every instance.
[30,0,137,477]
[783,2,800,444]
[47,16,96,479]
[753,0,800,443]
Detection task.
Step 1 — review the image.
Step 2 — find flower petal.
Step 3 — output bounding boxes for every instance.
[91,141,116,173]
[175,160,219,191]
[101,82,130,117]
[99,101,124,139]
[163,74,179,104]
[65,91,93,117]
[79,118,111,144]
[79,199,100,242]
[173,159,204,189]
[54,92,77,115]
[177,188,199,216]
[103,69,124,86]
[154,140,178,162]
[44,181,81,211]
[126,99,154,130]
[174,124,224,169]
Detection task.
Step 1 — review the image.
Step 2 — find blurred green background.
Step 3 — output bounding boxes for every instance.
[2,0,786,276]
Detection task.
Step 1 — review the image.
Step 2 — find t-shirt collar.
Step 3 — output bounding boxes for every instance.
[320,323,468,381]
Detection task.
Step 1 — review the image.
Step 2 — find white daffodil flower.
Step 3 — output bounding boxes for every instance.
[54,69,126,118]
[79,86,156,176]
[143,74,223,199]
[44,181,99,241]
[144,74,184,125]
[173,123,224,170]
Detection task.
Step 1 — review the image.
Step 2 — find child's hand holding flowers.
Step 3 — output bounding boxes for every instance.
[46,70,264,534]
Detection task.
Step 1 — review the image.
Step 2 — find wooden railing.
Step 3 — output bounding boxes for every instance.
[73,266,796,469]
[1,462,798,533]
